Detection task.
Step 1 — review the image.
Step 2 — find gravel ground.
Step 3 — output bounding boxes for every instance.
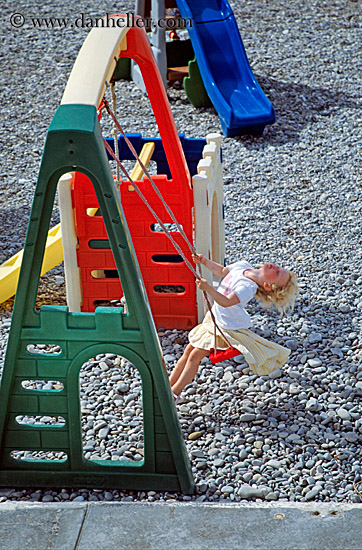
[1,0,362,504]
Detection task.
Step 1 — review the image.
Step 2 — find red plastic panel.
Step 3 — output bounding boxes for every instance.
[73,172,197,329]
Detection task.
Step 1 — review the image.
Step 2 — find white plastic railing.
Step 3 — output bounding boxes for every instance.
[193,133,225,322]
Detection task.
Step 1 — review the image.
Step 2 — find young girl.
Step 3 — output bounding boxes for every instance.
[169,254,299,399]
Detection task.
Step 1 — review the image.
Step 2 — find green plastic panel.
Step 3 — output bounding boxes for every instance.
[0,104,194,494]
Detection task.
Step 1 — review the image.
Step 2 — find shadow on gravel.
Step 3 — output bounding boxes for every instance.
[234,75,362,147]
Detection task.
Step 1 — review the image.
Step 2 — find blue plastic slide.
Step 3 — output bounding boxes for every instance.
[176,0,275,137]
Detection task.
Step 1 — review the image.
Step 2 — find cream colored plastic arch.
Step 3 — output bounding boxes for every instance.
[61,19,129,107]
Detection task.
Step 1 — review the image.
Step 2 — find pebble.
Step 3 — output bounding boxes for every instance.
[265,492,278,501]
[238,485,267,499]
[223,371,234,383]
[308,358,322,368]
[309,333,322,344]
[0,0,361,508]
[116,383,129,393]
[164,354,176,362]
[305,486,322,500]
[345,432,358,443]
[202,404,212,415]
[98,427,110,439]
[268,369,282,380]
[286,339,298,351]
[306,398,321,412]
[266,460,282,469]
[337,408,351,421]
[188,432,203,441]
[239,414,256,422]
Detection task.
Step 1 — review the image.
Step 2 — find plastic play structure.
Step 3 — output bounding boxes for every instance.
[0,15,228,493]
[133,0,275,137]
[0,76,224,332]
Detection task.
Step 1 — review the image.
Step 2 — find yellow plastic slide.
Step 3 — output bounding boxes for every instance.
[0,223,63,304]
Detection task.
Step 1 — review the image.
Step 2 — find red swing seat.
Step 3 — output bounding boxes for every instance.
[210,347,241,364]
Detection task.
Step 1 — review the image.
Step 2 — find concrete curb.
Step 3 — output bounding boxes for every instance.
[1,501,362,549]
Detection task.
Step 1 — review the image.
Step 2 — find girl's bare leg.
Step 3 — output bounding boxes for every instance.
[171,347,209,397]
[169,343,194,386]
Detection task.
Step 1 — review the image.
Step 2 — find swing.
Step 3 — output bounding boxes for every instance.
[102,94,242,366]
[210,347,241,365]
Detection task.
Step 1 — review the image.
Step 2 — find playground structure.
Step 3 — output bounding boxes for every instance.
[132,0,275,136]
[0,15,227,493]
[0,86,224,331]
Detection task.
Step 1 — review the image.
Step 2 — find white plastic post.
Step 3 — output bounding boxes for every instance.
[206,133,225,266]
[58,173,83,312]
[193,172,211,321]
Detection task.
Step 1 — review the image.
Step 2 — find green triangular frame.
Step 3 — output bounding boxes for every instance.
[0,104,194,494]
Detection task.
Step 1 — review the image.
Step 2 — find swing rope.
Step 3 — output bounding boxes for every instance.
[103,98,196,257]
[103,138,198,278]
[110,83,120,183]
[102,97,236,356]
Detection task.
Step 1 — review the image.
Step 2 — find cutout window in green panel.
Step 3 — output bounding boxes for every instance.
[21,380,64,391]
[26,344,62,355]
[80,353,144,464]
[15,415,66,427]
[32,201,67,311]
[10,450,68,462]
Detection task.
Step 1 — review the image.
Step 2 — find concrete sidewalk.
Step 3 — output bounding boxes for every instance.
[0,501,362,550]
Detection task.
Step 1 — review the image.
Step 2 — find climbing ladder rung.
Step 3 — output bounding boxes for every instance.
[128,141,155,188]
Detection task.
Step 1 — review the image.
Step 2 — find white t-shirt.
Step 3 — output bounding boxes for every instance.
[211,260,258,330]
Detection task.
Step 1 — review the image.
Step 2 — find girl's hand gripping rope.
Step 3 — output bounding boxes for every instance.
[196,277,210,292]
[192,253,204,265]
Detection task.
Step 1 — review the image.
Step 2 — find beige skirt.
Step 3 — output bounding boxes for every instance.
[189,312,291,376]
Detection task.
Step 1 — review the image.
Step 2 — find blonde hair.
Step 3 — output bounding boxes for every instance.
[255,271,299,315]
